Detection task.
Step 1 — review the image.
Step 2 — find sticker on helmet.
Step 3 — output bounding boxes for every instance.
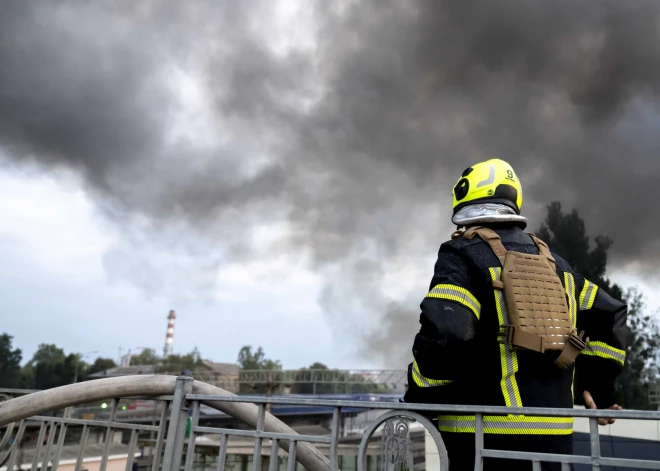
[454,178,469,201]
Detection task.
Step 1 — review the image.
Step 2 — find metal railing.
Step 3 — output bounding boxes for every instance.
[155,369,407,394]
[2,375,660,471]
[185,393,660,471]
[0,376,330,471]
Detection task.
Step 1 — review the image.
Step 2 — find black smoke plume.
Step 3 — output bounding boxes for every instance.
[2,0,660,365]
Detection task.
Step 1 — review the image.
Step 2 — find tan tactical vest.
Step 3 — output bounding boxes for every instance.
[452,226,587,369]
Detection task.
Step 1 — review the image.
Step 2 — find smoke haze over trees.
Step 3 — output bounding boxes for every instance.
[3,1,660,364]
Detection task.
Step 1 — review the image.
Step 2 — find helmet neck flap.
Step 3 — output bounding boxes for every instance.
[451,203,528,229]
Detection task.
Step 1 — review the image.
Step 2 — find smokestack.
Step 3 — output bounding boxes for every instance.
[164,310,175,358]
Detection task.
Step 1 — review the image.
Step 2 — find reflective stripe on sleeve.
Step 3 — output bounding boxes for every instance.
[564,273,577,328]
[411,360,453,387]
[563,272,578,401]
[579,279,599,311]
[582,341,626,366]
[437,415,573,435]
[426,284,481,319]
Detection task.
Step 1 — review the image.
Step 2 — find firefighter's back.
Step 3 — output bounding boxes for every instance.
[404,159,627,470]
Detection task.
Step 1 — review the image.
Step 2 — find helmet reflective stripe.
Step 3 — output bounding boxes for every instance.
[452,159,523,215]
[476,164,496,187]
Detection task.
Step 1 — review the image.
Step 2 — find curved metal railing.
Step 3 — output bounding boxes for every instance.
[0,375,331,471]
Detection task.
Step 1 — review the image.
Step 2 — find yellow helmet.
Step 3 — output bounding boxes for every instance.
[452,158,523,215]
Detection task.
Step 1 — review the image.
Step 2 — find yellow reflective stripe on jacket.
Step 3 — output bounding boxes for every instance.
[411,360,453,387]
[489,267,522,409]
[582,341,626,366]
[563,273,577,328]
[427,284,481,319]
[579,279,599,311]
[437,415,573,435]
[563,272,577,401]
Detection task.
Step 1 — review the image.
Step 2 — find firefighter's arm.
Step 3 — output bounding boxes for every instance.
[411,243,480,386]
[574,277,628,409]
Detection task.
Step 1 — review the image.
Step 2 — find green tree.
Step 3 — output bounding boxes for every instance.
[26,344,82,389]
[158,350,205,373]
[237,346,282,393]
[616,289,660,409]
[237,346,282,371]
[88,357,117,375]
[0,334,23,388]
[129,348,160,365]
[537,201,660,409]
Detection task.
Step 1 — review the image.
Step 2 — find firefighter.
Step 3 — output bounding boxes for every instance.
[404,159,627,471]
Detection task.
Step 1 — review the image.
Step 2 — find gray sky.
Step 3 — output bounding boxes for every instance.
[2,0,660,369]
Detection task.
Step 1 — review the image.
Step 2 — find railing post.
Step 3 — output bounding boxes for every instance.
[589,418,601,471]
[162,376,194,471]
[329,407,340,470]
[474,413,484,471]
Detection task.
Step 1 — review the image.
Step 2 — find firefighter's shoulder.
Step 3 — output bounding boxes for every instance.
[549,250,575,274]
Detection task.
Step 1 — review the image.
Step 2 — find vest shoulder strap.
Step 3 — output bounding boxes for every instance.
[462,226,507,266]
[527,233,557,272]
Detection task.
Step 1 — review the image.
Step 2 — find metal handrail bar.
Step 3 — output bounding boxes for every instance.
[29,415,161,432]
[187,394,660,420]
[193,425,334,444]
[0,376,178,426]
[0,376,332,471]
[482,448,660,470]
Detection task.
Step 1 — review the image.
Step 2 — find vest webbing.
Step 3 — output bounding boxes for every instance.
[454,226,587,369]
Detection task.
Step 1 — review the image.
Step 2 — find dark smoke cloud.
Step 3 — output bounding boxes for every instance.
[2,0,660,366]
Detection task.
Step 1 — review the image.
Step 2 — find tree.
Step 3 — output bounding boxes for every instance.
[129,348,160,366]
[237,346,282,371]
[537,202,622,300]
[537,201,660,409]
[158,350,205,374]
[616,289,660,409]
[237,346,282,393]
[26,344,81,389]
[0,334,23,388]
[88,357,117,375]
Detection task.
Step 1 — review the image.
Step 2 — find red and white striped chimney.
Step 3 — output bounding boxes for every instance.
[164,310,176,357]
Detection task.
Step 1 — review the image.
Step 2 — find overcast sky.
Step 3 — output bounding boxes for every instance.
[0,165,338,368]
[2,0,660,370]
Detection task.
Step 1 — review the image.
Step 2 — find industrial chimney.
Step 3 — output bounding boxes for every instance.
[164,310,176,357]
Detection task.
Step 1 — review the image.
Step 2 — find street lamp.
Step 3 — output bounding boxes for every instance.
[74,351,99,383]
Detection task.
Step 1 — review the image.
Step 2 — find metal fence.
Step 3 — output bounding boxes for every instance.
[155,369,407,395]
[2,375,660,471]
